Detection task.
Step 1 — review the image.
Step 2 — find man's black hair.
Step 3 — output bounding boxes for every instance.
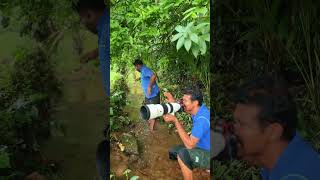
[72,0,107,12]
[233,75,297,141]
[183,87,203,106]
[133,59,143,66]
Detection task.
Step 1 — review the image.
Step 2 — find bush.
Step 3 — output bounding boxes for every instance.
[0,46,61,178]
[110,73,131,132]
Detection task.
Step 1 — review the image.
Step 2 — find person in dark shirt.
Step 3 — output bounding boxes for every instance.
[233,75,320,180]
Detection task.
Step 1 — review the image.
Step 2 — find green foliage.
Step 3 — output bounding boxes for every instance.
[123,169,131,180]
[0,1,73,178]
[120,168,139,180]
[0,55,61,179]
[111,0,210,99]
[0,146,11,168]
[110,2,210,151]
[213,160,260,180]
[176,112,193,132]
[10,47,61,100]
[0,46,61,146]
[110,72,132,132]
[172,22,210,57]
[0,0,75,41]
[171,1,210,58]
[130,175,140,180]
[285,4,320,144]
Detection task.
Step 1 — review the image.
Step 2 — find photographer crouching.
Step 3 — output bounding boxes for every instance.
[162,88,210,180]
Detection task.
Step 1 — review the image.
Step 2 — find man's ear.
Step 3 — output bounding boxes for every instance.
[266,122,283,141]
[192,100,199,107]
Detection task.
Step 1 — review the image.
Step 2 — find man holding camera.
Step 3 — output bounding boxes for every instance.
[162,88,210,180]
[232,75,320,179]
[133,59,160,131]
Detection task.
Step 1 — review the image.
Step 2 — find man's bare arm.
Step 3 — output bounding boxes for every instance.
[174,119,199,149]
[148,73,157,88]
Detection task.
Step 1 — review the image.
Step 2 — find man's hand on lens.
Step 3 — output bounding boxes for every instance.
[163,114,178,123]
[164,92,175,103]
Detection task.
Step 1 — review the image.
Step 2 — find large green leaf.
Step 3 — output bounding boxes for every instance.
[190,33,199,44]
[199,39,207,55]
[197,22,210,29]
[186,22,194,29]
[192,44,200,58]
[183,7,197,15]
[198,7,208,15]
[0,150,10,168]
[175,25,185,33]
[176,36,185,50]
[201,33,210,42]
[171,33,183,42]
[184,39,192,52]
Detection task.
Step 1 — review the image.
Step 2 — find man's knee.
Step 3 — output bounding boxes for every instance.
[169,145,186,160]
[169,147,178,160]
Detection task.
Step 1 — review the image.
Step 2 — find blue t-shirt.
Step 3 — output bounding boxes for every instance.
[97,8,110,97]
[191,104,210,151]
[140,65,159,99]
[261,132,320,180]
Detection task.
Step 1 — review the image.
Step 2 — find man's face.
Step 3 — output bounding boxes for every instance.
[135,65,142,72]
[79,9,98,34]
[182,94,197,114]
[233,103,269,164]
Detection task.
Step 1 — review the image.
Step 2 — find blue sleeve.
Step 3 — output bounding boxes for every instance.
[191,118,207,139]
[98,10,110,97]
[143,67,154,78]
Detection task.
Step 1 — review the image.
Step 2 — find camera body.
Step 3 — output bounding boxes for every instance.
[212,118,238,161]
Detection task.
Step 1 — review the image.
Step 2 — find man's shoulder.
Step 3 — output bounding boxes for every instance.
[295,135,320,160]
[143,65,152,71]
[275,137,320,179]
[194,106,210,128]
[297,139,320,166]
[141,65,149,72]
[197,105,210,119]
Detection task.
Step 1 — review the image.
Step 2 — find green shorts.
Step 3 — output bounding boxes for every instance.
[169,145,210,170]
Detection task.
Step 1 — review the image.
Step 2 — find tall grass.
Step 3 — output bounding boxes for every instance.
[287,6,320,146]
